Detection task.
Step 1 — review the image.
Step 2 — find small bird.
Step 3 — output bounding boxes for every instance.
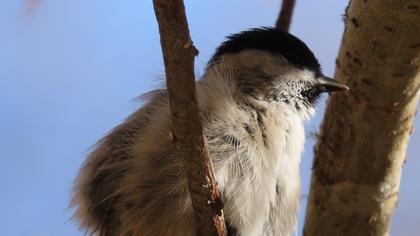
[72,27,348,236]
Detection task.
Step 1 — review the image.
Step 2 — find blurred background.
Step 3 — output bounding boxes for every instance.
[0,0,418,235]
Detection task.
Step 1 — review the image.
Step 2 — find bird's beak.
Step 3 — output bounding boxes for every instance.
[317,76,349,92]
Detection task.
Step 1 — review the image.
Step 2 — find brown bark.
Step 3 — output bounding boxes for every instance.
[275,0,296,32]
[304,1,420,235]
[152,1,226,236]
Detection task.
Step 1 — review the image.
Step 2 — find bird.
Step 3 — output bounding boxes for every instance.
[71,27,348,236]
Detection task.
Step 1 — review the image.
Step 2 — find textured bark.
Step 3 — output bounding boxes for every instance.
[152,1,226,235]
[275,0,296,32]
[304,1,420,236]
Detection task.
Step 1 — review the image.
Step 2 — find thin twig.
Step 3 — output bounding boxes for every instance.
[152,0,226,235]
[275,0,296,32]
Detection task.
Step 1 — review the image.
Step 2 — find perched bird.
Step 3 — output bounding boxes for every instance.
[72,27,348,236]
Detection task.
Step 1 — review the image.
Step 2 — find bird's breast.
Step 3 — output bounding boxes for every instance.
[208,104,305,236]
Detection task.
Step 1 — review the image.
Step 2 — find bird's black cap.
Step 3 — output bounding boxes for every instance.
[208,27,322,76]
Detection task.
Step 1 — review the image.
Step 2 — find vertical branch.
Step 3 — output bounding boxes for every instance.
[152,0,226,235]
[304,0,420,235]
[275,0,296,31]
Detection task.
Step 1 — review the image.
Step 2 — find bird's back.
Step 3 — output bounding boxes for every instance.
[72,90,196,236]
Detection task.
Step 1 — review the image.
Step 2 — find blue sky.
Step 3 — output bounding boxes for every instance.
[0,0,418,235]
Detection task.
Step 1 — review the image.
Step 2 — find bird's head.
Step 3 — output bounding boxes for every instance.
[207,27,348,115]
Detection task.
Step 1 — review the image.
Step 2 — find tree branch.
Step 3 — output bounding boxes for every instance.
[275,0,296,31]
[152,1,226,235]
[304,1,420,235]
